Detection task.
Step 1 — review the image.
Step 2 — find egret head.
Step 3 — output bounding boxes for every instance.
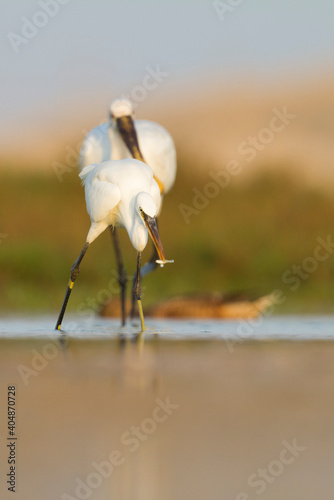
[109,98,134,122]
[134,192,165,263]
[109,98,145,163]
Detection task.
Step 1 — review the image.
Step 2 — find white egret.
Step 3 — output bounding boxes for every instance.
[55,158,173,333]
[78,98,177,324]
[79,98,177,195]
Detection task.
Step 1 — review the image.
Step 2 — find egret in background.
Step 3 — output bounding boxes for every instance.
[79,98,177,324]
[55,158,173,333]
[79,98,176,194]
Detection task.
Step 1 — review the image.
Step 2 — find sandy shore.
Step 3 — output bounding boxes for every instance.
[0,337,333,499]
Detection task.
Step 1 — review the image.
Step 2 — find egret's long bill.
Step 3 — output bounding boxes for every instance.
[116,116,143,161]
[141,212,165,263]
[116,114,165,193]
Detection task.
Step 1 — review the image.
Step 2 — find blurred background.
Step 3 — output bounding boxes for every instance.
[1,0,334,316]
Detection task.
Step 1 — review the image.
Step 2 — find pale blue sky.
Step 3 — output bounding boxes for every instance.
[1,1,334,143]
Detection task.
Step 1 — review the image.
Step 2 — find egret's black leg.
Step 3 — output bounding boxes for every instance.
[130,282,136,321]
[130,246,158,320]
[130,219,160,320]
[110,226,127,326]
[133,252,145,332]
[55,242,89,331]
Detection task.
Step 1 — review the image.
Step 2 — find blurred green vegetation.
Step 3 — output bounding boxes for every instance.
[1,162,333,316]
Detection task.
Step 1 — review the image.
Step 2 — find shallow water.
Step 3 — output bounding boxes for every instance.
[0,316,334,500]
[1,314,334,339]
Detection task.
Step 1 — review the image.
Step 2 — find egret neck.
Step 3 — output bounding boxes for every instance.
[116,115,164,193]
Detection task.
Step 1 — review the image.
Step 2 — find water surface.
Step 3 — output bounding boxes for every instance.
[1,315,333,340]
[0,316,333,500]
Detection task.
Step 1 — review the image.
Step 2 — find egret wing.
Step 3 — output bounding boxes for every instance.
[80,164,121,223]
[136,120,177,193]
[78,124,111,171]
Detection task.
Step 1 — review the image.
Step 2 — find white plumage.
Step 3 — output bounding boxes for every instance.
[79,98,177,194]
[79,158,161,249]
[56,98,176,332]
[55,157,168,332]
